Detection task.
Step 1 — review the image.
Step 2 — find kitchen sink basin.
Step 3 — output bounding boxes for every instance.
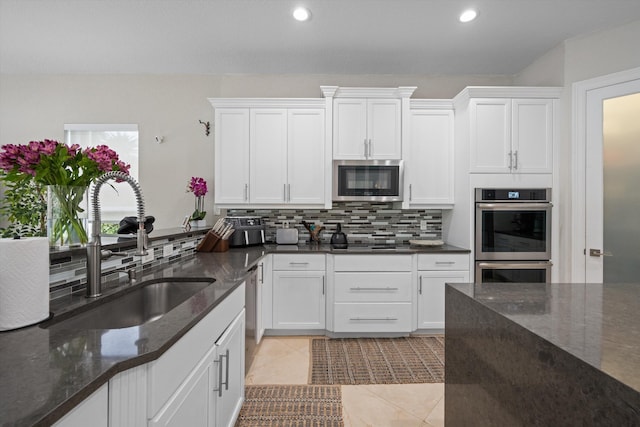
[45,278,215,330]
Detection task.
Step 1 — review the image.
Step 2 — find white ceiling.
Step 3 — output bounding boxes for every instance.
[2,0,640,75]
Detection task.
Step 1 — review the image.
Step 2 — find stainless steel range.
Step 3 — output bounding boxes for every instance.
[474,188,552,283]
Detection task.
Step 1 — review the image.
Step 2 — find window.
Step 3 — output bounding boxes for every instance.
[64,124,139,231]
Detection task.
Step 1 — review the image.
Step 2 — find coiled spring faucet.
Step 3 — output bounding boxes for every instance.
[86,171,148,298]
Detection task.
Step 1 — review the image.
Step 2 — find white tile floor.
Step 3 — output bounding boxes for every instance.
[245,336,445,427]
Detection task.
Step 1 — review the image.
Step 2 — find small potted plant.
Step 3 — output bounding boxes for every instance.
[187,176,208,227]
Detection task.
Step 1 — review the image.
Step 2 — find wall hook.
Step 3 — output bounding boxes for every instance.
[199,120,210,136]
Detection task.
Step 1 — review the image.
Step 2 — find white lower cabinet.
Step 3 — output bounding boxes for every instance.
[149,347,214,427]
[332,255,413,333]
[149,310,245,427]
[272,254,326,330]
[54,383,108,427]
[100,283,245,427]
[213,311,245,427]
[417,254,470,330]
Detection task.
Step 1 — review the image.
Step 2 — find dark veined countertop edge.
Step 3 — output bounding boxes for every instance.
[6,233,469,426]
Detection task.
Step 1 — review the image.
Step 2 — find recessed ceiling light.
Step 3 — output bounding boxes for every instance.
[459,9,478,23]
[293,7,311,22]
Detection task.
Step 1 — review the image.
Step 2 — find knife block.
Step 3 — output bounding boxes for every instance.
[196,230,224,252]
[212,239,229,252]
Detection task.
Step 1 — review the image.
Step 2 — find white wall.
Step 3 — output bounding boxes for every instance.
[0,75,220,230]
[0,73,512,230]
[515,18,640,281]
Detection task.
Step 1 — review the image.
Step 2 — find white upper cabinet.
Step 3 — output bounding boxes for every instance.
[333,98,401,159]
[512,98,554,174]
[250,109,288,204]
[209,99,327,208]
[324,86,416,161]
[469,95,556,174]
[404,103,454,207]
[287,109,326,205]
[214,108,250,205]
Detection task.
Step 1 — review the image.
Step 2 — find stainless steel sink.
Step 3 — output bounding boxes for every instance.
[46,278,215,329]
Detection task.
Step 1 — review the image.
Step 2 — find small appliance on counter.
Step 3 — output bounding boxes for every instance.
[227,216,265,247]
[276,224,298,245]
[330,223,348,249]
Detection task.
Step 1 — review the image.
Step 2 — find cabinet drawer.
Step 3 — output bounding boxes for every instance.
[334,272,412,302]
[334,303,412,333]
[417,254,469,270]
[333,254,412,272]
[273,254,325,270]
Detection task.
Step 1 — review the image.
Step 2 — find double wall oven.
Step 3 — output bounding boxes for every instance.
[475,188,552,283]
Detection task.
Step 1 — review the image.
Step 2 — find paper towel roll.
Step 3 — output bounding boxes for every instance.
[0,237,50,331]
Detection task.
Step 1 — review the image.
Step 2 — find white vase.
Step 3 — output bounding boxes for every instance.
[190,219,207,228]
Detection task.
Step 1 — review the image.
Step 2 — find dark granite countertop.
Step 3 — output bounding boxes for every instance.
[0,245,268,427]
[1,237,469,427]
[264,242,470,254]
[447,281,640,394]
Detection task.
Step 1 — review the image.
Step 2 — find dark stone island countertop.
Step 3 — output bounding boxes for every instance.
[445,282,640,425]
[1,234,468,427]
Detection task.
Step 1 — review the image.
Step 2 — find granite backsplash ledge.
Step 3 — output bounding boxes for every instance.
[228,201,442,245]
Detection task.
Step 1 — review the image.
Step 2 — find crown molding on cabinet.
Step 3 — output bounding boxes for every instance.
[321,86,417,99]
[410,99,454,110]
[453,86,563,108]
[208,98,326,109]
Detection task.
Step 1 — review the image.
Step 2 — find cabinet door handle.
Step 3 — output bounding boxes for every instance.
[350,316,398,321]
[259,263,264,283]
[409,184,412,201]
[322,276,325,295]
[435,261,455,265]
[244,184,248,201]
[215,353,224,397]
[283,184,287,202]
[287,183,291,202]
[223,349,230,391]
[368,139,373,157]
[289,262,310,265]
[508,151,513,171]
[364,139,368,158]
[350,286,399,291]
[513,150,518,170]
[419,276,423,295]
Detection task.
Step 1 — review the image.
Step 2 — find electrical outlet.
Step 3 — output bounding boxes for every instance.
[420,220,428,230]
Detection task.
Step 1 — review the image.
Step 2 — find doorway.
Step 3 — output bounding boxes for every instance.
[574,68,640,282]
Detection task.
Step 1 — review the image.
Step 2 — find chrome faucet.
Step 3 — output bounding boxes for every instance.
[86,171,148,298]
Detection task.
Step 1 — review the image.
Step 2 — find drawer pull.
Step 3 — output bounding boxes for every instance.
[350,287,399,291]
[350,316,398,321]
[289,262,310,265]
[435,261,456,265]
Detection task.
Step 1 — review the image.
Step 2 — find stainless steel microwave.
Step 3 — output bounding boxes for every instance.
[333,160,404,202]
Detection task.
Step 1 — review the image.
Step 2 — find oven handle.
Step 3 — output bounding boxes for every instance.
[476,202,552,209]
[477,261,553,269]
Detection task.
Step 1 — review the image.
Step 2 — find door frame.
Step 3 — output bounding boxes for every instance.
[571,66,640,282]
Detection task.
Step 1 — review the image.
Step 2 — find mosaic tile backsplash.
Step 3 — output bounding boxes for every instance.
[48,233,202,300]
[229,202,442,245]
